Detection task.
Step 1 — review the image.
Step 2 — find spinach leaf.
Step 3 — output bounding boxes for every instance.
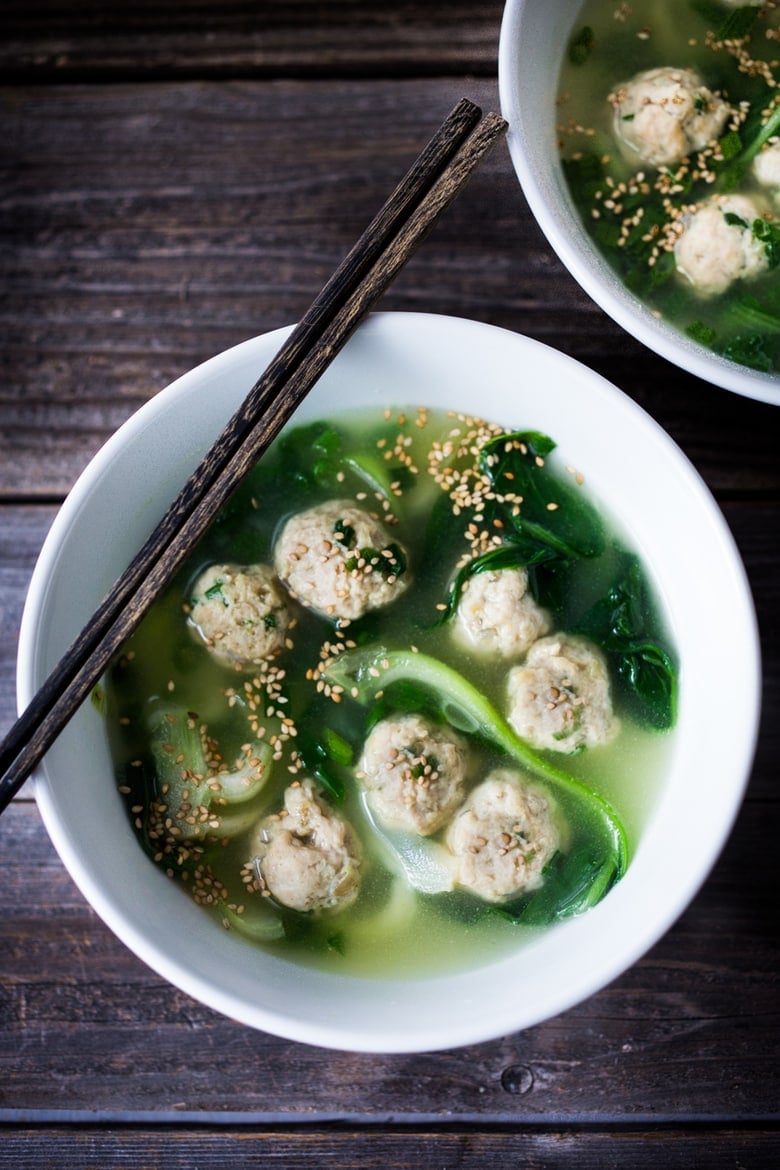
[720,333,775,373]
[568,25,595,66]
[480,430,605,562]
[576,557,677,729]
[294,698,356,803]
[714,4,761,41]
[498,838,621,925]
[752,218,780,269]
[719,101,780,195]
[437,430,606,623]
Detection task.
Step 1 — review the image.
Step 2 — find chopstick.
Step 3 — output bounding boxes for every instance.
[0,99,507,814]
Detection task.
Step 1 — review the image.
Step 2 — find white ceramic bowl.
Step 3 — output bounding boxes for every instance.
[498,0,780,407]
[17,313,760,1052]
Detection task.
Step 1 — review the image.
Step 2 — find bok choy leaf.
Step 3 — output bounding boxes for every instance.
[325,647,629,922]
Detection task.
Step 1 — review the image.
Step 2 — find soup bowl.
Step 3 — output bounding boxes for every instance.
[17,312,760,1052]
[498,0,780,407]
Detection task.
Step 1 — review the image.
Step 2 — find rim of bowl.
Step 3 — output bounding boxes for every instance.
[497,0,780,407]
[16,311,762,1052]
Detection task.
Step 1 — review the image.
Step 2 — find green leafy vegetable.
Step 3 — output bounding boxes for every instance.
[480,430,605,560]
[752,218,780,269]
[439,430,605,619]
[731,294,780,332]
[147,704,272,840]
[325,647,629,923]
[294,703,355,803]
[437,543,536,623]
[575,558,677,729]
[720,332,774,372]
[686,320,718,347]
[719,100,780,194]
[568,25,595,65]
[718,130,742,163]
[714,3,761,41]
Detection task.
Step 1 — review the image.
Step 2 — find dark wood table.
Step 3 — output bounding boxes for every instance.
[1,3,778,1165]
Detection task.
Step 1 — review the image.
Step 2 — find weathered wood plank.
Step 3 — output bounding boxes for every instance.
[0,1,505,80]
[1,1,777,1156]
[2,80,779,497]
[0,506,56,740]
[0,795,776,1117]
[0,1128,777,1169]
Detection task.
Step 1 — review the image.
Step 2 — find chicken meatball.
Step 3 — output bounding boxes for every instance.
[249,778,361,913]
[358,713,469,836]
[506,634,618,753]
[674,194,769,297]
[274,500,410,622]
[445,770,559,903]
[610,66,730,168]
[454,566,550,659]
[189,562,290,667]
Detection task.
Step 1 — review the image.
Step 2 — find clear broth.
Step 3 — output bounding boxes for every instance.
[107,406,675,978]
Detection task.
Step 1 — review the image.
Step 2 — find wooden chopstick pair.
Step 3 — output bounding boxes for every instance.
[0,98,507,813]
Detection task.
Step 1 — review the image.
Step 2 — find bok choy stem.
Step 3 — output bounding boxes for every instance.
[324,647,630,885]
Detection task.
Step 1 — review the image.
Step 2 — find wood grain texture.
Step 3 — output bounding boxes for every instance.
[0,507,55,739]
[2,81,779,496]
[0,1129,778,1169]
[1,1,779,1157]
[0,0,505,79]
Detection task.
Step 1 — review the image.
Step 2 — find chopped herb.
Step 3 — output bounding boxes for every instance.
[718,130,742,162]
[384,542,407,579]
[321,727,354,766]
[752,218,780,269]
[334,520,356,549]
[204,580,226,603]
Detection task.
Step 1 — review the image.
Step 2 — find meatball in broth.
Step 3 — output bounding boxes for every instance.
[506,634,618,753]
[454,566,550,659]
[274,500,409,622]
[249,778,361,913]
[189,563,290,667]
[446,771,560,903]
[359,713,469,836]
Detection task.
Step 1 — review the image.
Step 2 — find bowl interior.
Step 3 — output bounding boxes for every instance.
[497,0,780,407]
[17,312,760,1051]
